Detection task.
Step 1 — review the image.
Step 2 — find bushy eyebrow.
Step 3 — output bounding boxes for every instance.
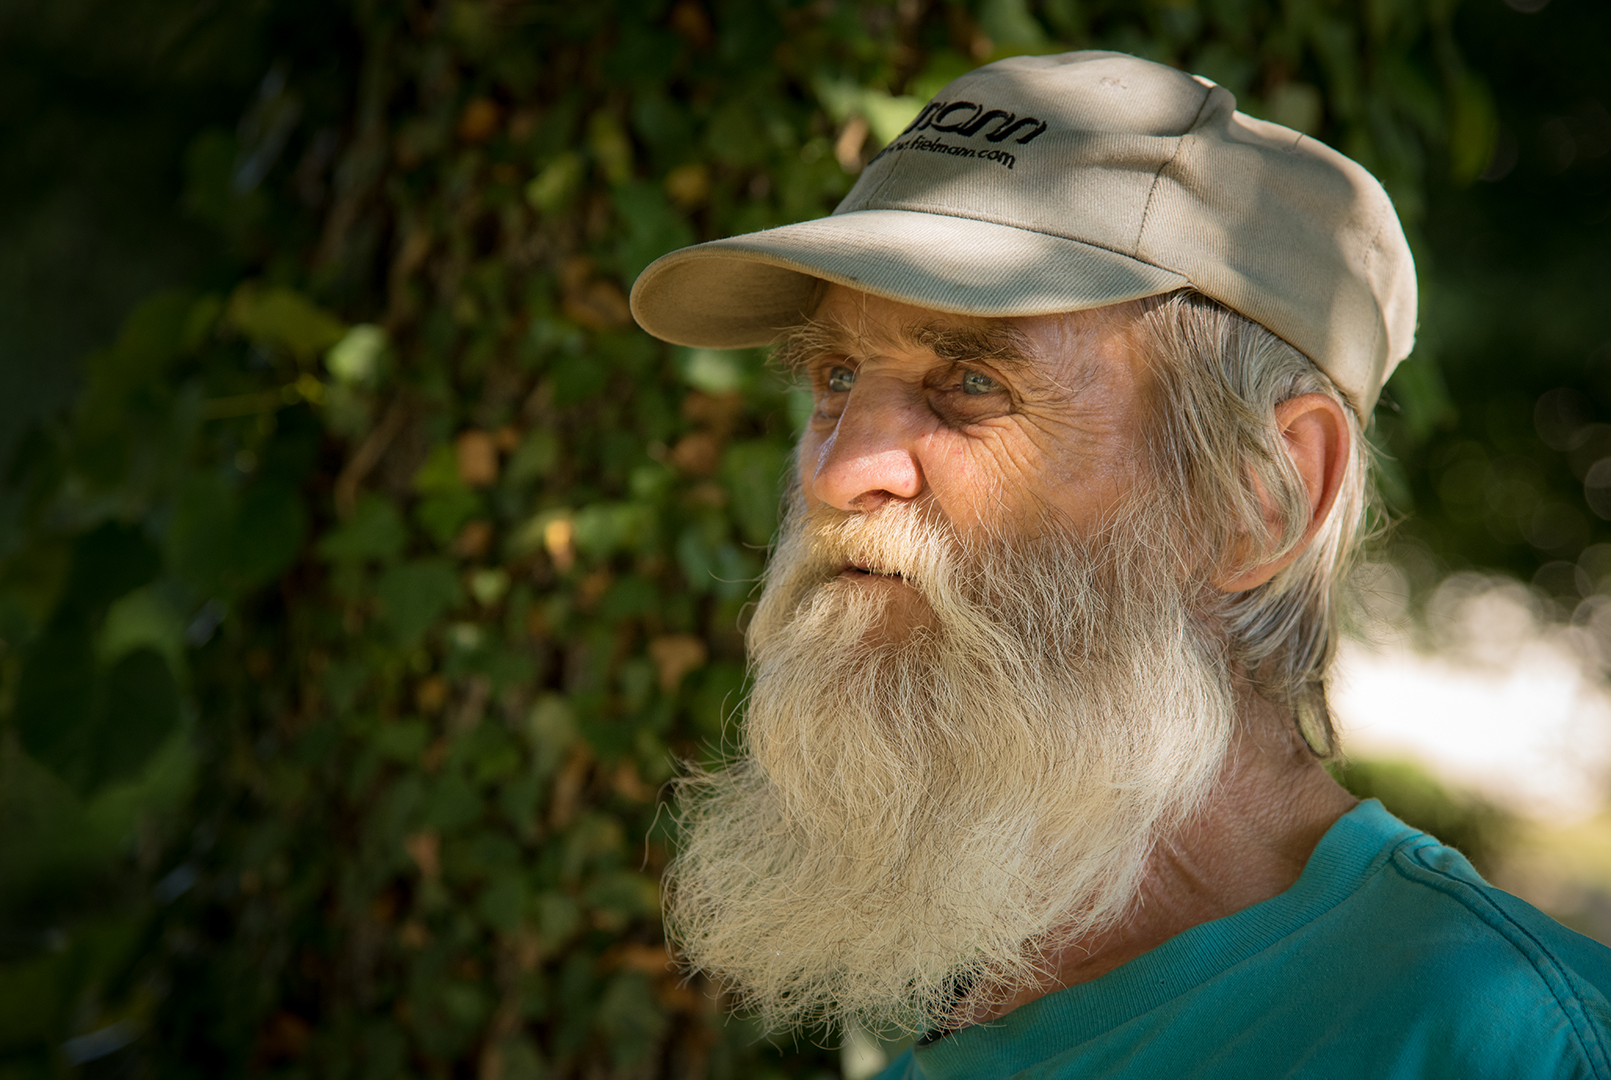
[910,324,1034,371]
[771,315,1035,376]
[771,318,842,376]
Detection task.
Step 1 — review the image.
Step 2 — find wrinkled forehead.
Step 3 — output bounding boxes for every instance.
[791,282,1157,397]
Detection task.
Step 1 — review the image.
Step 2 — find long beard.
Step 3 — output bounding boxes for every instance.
[663,494,1236,1035]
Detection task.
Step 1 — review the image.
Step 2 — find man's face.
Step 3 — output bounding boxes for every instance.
[662,286,1236,1037]
[795,283,1157,546]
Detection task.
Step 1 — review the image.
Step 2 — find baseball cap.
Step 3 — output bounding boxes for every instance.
[629,50,1417,417]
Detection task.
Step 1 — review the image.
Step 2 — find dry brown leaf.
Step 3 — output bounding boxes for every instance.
[543,517,575,573]
[509,928,541,972]
[507,109,538,143]
[416,675,449,714]
[549,746,592,830]
[610,942,673,975]
[680,389,744,432]
[670,431,721,475]
[562,278,631,329]
[404,830,440,880]
[370,891,398,925]
[456,429,500,486]
[399,920,431,948]
[452,519,494,559]
[577,568,612,609]
[835,114,870,172]
[611,759,654,802]
[664,162,711,208]
[457,97,501,143]
[655,977,700,1012]
[648,634,708,691]
[669,0,712,47]
[685,482,728,508]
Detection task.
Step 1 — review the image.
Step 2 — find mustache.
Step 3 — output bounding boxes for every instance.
[803,501,954,567]
[775,496,1013,603]
[775,496,1123,610]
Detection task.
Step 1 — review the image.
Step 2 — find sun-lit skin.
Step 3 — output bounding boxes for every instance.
[797,285,1157,545]
[789,284,1352,612]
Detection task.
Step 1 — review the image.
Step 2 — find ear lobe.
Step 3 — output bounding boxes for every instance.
[1213,393,1351,593]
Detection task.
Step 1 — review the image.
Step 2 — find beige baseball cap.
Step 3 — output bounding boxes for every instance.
[630,50,1416,417]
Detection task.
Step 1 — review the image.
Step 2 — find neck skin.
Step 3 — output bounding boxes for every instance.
[976,692,1358,1022]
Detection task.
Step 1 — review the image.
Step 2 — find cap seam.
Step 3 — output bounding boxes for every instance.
[1132,80,1217,258]
[855,134,909,208]
[1365,218,1385,369]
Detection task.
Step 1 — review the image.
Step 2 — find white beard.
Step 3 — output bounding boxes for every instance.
[662,494,1236,1035]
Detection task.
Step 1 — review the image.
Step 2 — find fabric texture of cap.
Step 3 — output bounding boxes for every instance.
[629,50,1417,417]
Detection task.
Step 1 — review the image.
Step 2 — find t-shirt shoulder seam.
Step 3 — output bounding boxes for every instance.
[1389,849,1611,1078]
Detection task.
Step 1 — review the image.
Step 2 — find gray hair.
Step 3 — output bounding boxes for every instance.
[1136,290,1372,758]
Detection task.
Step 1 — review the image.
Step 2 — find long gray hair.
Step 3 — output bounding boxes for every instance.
[1137,290,1372,757]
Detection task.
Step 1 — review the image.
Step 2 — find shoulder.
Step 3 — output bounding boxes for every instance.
[1335,823,1611,1078]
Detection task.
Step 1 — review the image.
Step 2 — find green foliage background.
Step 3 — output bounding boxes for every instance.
[0,0,1605,1076]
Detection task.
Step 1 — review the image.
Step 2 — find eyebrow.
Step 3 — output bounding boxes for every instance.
[910,323,1035,372]
[772,315,1036,376]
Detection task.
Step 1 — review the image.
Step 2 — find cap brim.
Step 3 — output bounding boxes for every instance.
[629,208,1191,349]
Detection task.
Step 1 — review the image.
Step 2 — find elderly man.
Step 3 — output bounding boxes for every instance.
[630,52,1611,1077]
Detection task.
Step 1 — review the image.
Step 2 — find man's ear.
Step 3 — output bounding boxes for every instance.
[1214,393,1352,593]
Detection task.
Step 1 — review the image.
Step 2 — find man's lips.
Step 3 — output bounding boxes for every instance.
[839,563,904,580]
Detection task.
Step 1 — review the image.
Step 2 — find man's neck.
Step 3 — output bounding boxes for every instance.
[981,698,1358,1020]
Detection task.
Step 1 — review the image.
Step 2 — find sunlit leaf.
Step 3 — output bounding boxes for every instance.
[325,323,388,384]
[226,282,347,361]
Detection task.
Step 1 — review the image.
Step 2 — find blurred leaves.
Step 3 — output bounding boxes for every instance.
[378,559,463,644]
[12,523,178,797]
[225,282,346,362]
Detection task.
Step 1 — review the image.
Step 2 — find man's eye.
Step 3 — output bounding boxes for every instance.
[961,369,999,396]
[827,366,856,393]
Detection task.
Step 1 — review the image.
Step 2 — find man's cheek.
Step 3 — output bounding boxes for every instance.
[914,427,1041,537]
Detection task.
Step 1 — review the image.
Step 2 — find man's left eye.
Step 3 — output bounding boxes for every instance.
[961,370,1000,396]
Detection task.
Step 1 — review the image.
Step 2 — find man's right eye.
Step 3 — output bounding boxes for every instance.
[826,366,856,393]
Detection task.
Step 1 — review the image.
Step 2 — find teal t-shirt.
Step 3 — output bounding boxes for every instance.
[876,800,1611,1079]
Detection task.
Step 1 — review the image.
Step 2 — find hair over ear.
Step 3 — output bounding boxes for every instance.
[1137,290,1371,757]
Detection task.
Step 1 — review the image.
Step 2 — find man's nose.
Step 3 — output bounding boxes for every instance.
[807,378,925,512]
